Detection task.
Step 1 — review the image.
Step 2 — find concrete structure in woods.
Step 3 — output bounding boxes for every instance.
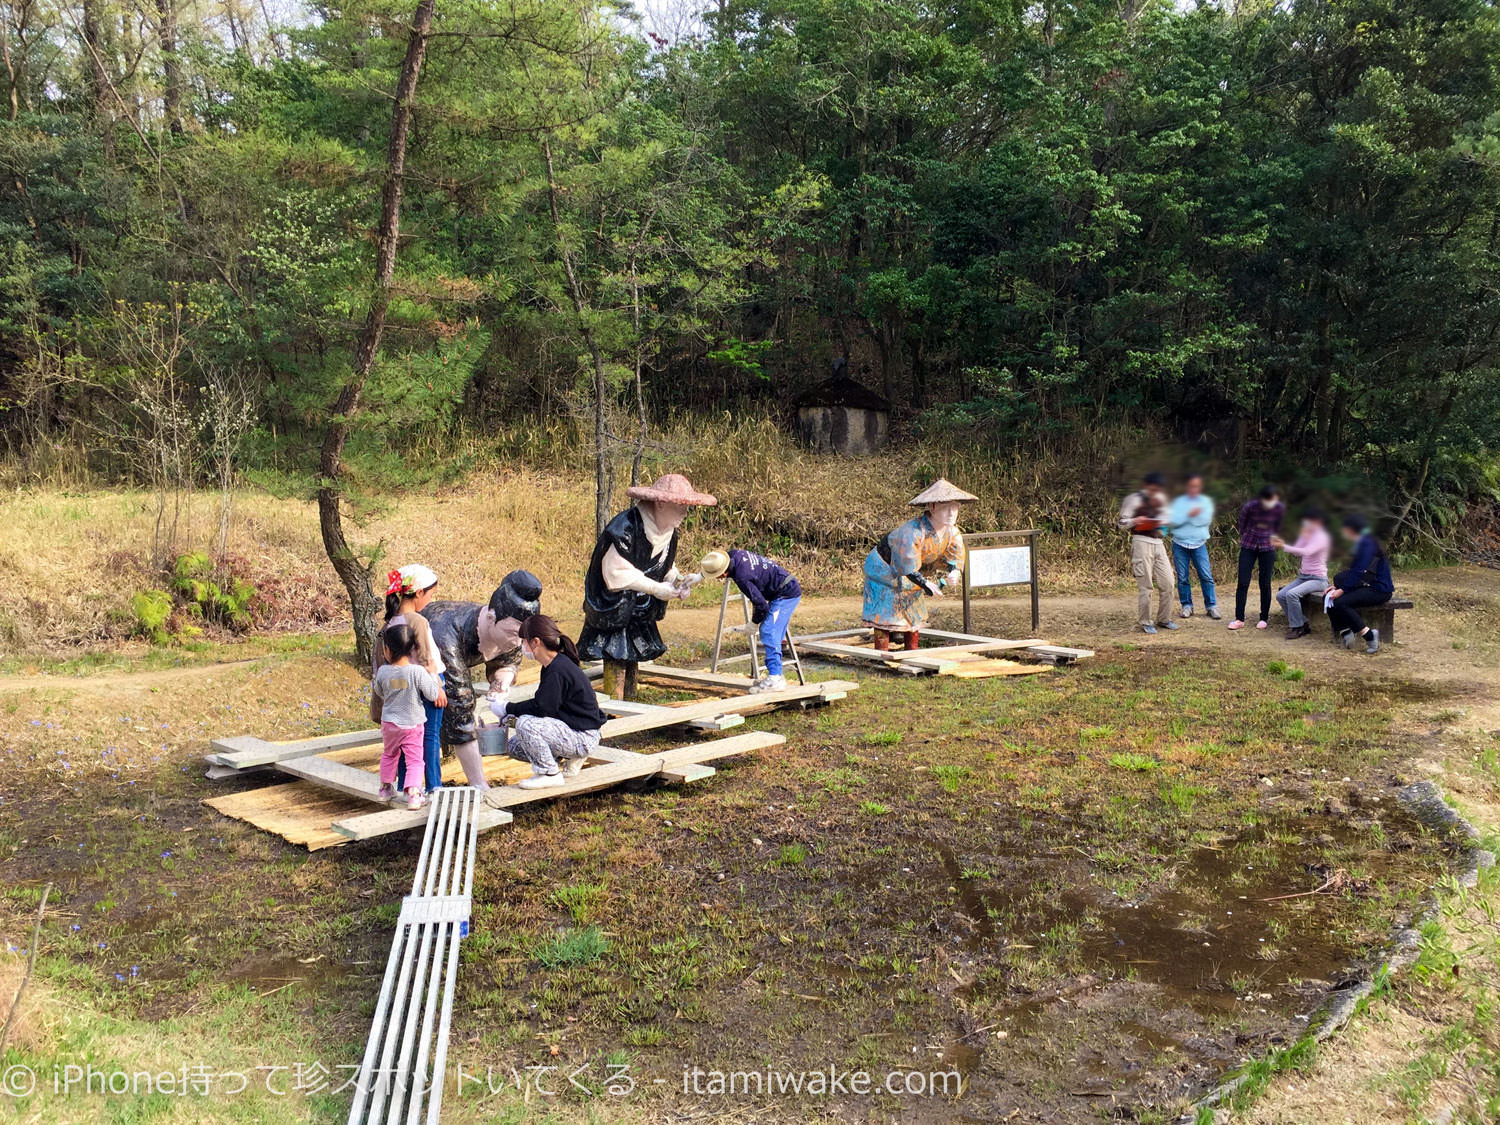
[794,372,891,456]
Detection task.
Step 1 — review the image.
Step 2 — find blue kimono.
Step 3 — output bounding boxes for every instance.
[862,513,965,631]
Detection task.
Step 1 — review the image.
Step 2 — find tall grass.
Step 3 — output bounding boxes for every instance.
[0,409,1211,651]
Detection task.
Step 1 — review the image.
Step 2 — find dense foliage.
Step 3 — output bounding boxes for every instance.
[2,0,1499,542]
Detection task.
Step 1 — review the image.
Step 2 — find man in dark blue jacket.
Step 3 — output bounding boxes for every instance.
[701,549,802,691]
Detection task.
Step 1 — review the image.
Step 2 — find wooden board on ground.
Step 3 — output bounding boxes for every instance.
[599,697,744,732]
[207,676,853,777]
[207,677,544,770]
[203,743,530,848]
[205,663,850,847]
[331,731,784,842]
[792,627,1083,676]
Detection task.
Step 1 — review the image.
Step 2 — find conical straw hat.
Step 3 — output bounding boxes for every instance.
[626,473,718,506]
[908,478,978,506]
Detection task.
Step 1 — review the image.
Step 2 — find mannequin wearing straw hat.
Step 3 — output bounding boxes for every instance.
[578,473,718,699]
[862,478,975,650]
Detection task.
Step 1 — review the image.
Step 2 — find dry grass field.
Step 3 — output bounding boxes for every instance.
[0,414,1151,653]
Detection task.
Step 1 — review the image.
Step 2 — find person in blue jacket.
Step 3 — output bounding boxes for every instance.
[1166,473,1219,619]
[1325,514,1394,654]
[700,548,802,692]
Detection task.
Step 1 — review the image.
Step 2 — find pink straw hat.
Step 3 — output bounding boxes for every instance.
[626,473,718,506]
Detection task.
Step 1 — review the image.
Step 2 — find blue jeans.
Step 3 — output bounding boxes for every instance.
[1171,542,1217,610]
[397,671,445,793]
[758,595,801,676]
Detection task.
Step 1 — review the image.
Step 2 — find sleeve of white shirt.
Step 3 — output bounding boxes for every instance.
[600,546,677,600]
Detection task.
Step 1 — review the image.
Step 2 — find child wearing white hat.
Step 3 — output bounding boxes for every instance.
[375,564,448,795]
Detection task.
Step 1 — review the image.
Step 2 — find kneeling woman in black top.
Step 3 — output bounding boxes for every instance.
[491,615,607,789]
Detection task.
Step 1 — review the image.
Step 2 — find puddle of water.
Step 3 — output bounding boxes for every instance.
[225,951,360,995]
[830,803,1444,1115]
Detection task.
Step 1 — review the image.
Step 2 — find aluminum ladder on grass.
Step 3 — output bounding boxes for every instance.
[347,786,479,1125]
[709,579,806,684]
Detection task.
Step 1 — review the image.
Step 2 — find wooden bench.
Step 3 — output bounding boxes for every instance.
[347,786,479,1124]
[1298,594,1413,643]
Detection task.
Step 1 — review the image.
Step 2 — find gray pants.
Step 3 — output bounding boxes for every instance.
[1276,575,1327,628]
[509,715,600,775]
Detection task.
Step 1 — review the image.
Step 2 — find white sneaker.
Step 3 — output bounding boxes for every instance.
[559,756,585,779]
[750,674,786,694]
[517,772,565,790]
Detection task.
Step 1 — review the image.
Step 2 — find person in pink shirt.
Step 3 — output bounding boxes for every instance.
[1271,506,1331,639]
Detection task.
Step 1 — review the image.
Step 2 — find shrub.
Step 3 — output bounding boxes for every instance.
[130,590,174,644]
[171,551,255,631]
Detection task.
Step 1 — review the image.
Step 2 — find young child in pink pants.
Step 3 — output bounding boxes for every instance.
[372,623,447,810]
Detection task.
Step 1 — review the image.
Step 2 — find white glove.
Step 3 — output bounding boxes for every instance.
[488,698,507,721]
[647,579,682,601]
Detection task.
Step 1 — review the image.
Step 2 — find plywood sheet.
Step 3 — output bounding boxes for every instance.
[204,746,532,848]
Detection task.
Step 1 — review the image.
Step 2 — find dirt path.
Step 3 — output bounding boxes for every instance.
[4,567,1494,712]
[0,657,268,696]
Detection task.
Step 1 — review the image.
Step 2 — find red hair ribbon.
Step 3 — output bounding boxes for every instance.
[386,569,407,596]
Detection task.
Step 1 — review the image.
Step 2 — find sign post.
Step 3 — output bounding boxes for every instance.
[961,529,1040,633]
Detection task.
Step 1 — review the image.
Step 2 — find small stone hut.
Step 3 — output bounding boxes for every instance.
[794,373,891,456]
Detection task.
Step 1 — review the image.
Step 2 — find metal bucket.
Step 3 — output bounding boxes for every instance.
[477,722,509,757]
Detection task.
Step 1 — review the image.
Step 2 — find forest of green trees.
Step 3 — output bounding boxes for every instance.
[2,0,1499,605]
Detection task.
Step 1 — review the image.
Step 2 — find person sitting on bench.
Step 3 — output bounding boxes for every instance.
[1271,506,1330,640]
[1325,514,1394,654]
[700,549,803,693]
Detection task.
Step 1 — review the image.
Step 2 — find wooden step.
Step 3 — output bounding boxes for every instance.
[331,731,784,841]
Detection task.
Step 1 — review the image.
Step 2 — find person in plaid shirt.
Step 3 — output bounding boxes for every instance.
[1229,485,1284,630]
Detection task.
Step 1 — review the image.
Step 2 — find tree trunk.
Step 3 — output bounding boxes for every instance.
[1,10,18,121]
[541,136,612,534]
[629,259,648,488]
[156,0,181,136]
[81,0,113,156]
[316,0,435,664]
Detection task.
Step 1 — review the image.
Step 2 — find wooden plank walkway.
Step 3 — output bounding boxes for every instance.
[204,662,851,847]
[206,678,853,776]
[793,628,1091,676]
[331,731,782,841]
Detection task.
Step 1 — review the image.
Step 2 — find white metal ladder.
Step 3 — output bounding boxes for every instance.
[347,786,479,1125]
[709,580,805,684]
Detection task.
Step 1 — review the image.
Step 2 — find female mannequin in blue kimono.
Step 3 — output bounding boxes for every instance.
[862,478,975,650]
